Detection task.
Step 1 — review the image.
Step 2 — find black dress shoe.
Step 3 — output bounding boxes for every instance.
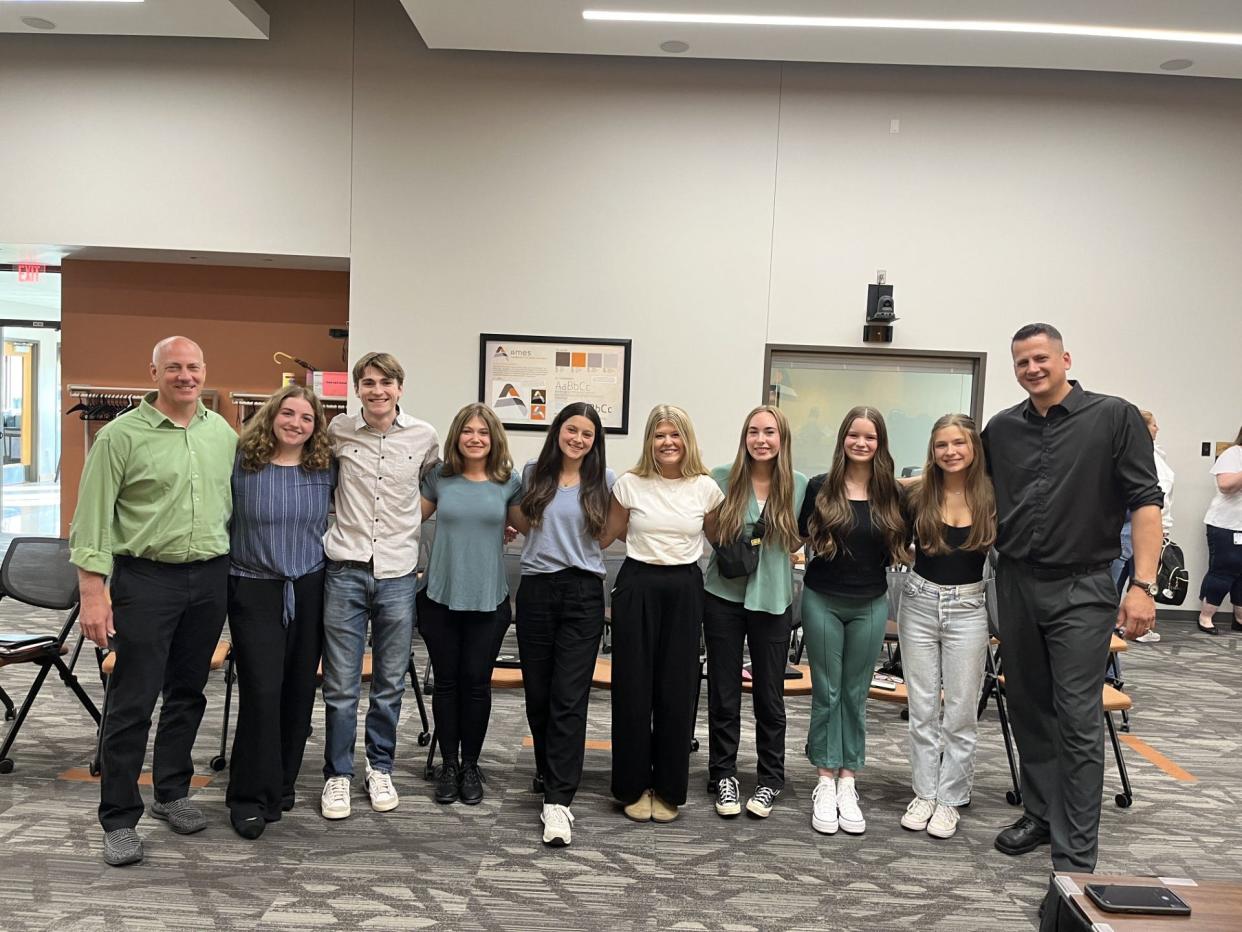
[1231,619,1242,633]
[1197,621,1220,635]
[994,815,1051,855]
[459,761,485,805]
[435,762,461,804]
[230,811,266,840]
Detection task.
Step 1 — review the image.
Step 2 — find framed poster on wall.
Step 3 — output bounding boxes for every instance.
[478,333,632,434]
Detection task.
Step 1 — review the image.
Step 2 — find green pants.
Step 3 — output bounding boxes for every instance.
[801,588,888,771]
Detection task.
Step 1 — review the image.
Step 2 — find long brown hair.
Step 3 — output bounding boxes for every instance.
[441,403,513,483]
[909,413,996,555]
[629,404,709,479]
[238,385,332,472]
[520,403,609,537]
[713,405,800,552]
[807,406,908,565]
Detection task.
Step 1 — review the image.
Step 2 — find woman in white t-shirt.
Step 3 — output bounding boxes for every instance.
[603,404,724,824]
[1197,425,1242,634]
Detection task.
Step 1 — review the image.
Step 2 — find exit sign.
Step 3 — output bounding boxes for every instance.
[17,262,44,283]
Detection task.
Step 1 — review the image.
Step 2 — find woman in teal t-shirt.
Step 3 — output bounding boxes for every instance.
[704,405,808,820]
[420,403,522,806]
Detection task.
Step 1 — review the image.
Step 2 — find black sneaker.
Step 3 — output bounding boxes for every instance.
[435,761,461,804]
[460,761,485,805]
[714,776,741,817]
[746,785,780,818]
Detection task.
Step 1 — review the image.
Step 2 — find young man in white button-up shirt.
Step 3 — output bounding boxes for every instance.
[319,352,439,819]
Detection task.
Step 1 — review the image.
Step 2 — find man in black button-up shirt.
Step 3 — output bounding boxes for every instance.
[983,323,1161,882]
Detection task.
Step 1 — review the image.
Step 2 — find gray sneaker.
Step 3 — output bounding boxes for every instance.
[150,797,208,835]
[103,828,143,866]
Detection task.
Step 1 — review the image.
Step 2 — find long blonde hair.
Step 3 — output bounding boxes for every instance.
[909,413,996,555]
[807,406,908,565]
[441,403,513,483]
[630,404,709,479]
[238,385,332,472]
[713,406,800,552]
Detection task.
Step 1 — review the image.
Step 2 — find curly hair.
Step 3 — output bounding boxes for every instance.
[238,384,333,472]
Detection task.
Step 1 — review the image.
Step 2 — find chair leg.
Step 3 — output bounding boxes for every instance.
[0,685,15,721]
[406,655,431,747]
[211,653,236,772]
[52,656,101,724]
[1106,711,1134,808]
[92,668,115,777]
[424,730,439,780]
[984,648,1022,806]
[689,659,705,753]
[0,661,56,773]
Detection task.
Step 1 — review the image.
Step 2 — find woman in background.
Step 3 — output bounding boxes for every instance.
[227,385,334,839]
[420,403,522,805]
[1197,424,1242,635]
[897,413,995,840]
[513,403,614,847]
[604,404,723,824]
[704,406,807,820]
[799,406,907,837]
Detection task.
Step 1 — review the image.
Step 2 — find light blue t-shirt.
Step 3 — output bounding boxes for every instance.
[421,463,522,612]
[519,461,616,578]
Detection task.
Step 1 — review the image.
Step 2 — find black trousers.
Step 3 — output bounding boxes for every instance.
[610,559,703,807]
[516,569,605,806]
[996,558,1117,872]
[99,555,229,831]
[419,592,510,763]
[704,592,790,790]
[226,571,324,821]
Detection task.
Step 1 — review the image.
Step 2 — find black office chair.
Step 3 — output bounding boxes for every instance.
[0,537,102,773]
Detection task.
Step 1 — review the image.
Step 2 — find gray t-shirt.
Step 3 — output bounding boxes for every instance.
[519,461,616,578]
[421,463,522,612]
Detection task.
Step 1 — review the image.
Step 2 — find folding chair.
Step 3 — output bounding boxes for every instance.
[0,537,102,773]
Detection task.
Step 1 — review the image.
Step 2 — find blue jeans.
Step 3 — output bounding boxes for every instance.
[321,562,417,778]
[1109,517,1134,594]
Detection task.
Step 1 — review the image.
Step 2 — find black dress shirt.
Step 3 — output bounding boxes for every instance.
[982,381,1162,566]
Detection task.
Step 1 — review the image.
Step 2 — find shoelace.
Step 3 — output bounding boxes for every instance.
[547,804,574,828]
[370,772,395,797]
[752,787,777,807]
[326,779,349,805]
[718,779,739,805]
[811,783,835,810]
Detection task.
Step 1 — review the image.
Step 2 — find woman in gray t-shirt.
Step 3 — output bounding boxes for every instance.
[509,403,614,848]
[419,404,522,807]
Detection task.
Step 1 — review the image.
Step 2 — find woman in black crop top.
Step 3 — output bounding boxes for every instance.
[896,413,996,840]
[798,406,909,837]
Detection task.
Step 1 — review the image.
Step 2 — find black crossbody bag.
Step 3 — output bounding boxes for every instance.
[712,506,768,579]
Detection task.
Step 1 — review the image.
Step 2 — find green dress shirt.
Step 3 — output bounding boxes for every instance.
[704,465,809,614]
[69,393,238,576]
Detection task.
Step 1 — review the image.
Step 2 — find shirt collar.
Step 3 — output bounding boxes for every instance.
[1022,380,1084,420]
[137,391,210,428]
[352,406,414,433]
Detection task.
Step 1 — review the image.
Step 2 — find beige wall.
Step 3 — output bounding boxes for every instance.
[5,0,1242,588]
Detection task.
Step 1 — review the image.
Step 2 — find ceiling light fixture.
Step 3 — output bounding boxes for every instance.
[1160,58,1194,70]
[660,39,689,53]
[20,16,54,28]
[583,10,1242,47]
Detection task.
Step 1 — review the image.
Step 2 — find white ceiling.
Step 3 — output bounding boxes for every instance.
[0,0,269,39]
[401,0,1242,79]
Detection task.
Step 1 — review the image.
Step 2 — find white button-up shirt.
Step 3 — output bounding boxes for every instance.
[324,409,440,579]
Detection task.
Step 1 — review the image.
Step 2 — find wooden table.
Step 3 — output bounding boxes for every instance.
[1052,873,1242,929]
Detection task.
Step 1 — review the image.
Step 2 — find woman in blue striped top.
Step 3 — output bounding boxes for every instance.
[226,385,335,839]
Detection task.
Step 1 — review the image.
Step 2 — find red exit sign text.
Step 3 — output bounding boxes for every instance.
[17,262,44,283]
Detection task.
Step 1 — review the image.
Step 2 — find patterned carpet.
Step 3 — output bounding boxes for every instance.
[1,603,1239,931]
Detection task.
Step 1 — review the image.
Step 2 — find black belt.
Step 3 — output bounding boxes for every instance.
[329,558,374,571]
[1006,556,1111,581]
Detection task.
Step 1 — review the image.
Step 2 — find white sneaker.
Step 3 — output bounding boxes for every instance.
[365,764,400,812]
[811,778,838,835]
[927,802,960,839]
[541,803,574,847]
[1136,630,1161,643]
[715,776,742,817]
[900,796,936,831]
[836,778,866,834]
[320,776,351,820]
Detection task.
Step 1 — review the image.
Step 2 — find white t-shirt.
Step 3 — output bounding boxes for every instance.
[613,472,725,566]
[1205,444,1242,531]
[1154,446,1175,534]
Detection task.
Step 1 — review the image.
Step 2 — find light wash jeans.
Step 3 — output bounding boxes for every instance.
[321,562,417,779]
[896,571,989,806]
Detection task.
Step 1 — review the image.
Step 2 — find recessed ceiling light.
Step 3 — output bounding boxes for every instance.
[660,39,689,53]
[583,10,1242,47]
[1159,58,1194,71]
[20,16,55,29]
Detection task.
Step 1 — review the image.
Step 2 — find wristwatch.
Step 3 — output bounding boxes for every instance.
[1131,578,1159,598]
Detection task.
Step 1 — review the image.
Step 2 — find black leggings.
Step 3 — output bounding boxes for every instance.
[1200,523,1242,606]
[419,592,510,763]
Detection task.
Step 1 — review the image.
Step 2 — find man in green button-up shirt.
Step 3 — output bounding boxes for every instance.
[69,336,237,867]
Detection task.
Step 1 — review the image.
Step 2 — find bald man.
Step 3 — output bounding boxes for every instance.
[70,336,237,866]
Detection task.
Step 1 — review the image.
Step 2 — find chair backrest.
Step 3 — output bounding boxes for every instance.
[1,537,80,611]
